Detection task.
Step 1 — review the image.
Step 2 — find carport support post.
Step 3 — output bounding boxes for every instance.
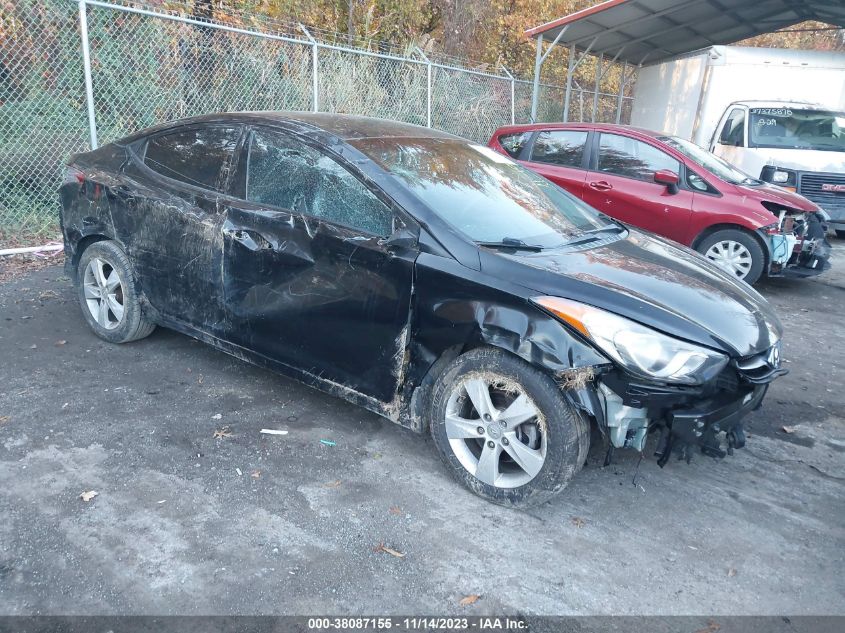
[563,44,575,122]
[591,53,603,123]
[529,33,544,123]
[615,61,628,124]
[78,0,98,150]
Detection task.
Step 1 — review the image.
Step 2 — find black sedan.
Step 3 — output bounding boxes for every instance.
[60,113,787,506]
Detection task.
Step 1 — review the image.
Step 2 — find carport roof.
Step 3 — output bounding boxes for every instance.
[525,0,845,66]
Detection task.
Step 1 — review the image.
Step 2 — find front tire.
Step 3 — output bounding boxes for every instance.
[76,240,156,344]
[429,347,590,507]
[696,229,765,285]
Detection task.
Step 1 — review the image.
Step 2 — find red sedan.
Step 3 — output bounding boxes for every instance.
[489,122,830,284]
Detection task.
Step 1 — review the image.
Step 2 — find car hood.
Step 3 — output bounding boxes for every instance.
[756,147,845,174]
[485,230,783,358]
[734,180,819,212]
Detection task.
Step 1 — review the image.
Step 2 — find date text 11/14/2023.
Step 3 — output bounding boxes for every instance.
[307,617,528,630]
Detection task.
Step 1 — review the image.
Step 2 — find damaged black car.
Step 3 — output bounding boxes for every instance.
[60,113,787,506]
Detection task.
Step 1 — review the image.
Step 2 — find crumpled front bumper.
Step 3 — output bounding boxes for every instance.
[596,344,787,466]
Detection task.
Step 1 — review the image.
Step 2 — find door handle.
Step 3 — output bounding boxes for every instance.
[589,181,613,191]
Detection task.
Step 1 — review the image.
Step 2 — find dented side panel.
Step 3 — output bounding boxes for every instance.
[219,202,416,403]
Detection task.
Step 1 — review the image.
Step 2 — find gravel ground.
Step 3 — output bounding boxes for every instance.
[0,243,843,616]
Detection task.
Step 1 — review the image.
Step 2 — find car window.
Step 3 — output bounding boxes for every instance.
[597,133,680,182]
[246,128,394,237]
[530,130,588,168]
[144,126,240,191]
[351,138,610,248]
[497,132,531,159]
[719,108,746,146]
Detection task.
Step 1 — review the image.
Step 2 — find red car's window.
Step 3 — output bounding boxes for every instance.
[530,130,588,168]
[498,132,531,158]
[597,133,680,182]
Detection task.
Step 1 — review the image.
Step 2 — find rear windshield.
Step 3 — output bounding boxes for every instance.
[350,137,609,248]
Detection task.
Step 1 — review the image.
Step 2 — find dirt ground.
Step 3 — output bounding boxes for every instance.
[0,243,843,616]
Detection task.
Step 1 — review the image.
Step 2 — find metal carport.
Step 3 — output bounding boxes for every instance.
[526,0,845,123]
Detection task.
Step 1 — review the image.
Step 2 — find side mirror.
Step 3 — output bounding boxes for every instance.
[654,169,680,194]
[383,226,418,250]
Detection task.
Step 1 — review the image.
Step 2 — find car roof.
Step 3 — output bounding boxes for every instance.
[117,111,461,145]
[492,122,670,139]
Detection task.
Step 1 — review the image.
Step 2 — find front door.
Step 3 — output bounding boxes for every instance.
[582,132,693,243]
[220,126,416,403]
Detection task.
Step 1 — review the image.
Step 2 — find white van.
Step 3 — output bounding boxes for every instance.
[710,101,845,236]
[631,46,845,236]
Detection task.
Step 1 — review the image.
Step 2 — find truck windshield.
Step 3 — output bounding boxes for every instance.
[659,136,758,185]
[351,137,610,248]
[748,108,845,152]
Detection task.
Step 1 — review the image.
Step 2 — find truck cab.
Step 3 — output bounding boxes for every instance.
[710,100,845,236]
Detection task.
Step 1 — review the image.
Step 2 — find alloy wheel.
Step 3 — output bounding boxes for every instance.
[83,257,125,330]
[444,375,546,488]
[704,240,753,279]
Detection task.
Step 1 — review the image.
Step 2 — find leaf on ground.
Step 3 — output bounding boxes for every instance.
[571,516,586,528]
[79,490,98,502]
[389,506,403,516]
[459,594,481,606]
[251,470,261,479]
[213,426,232,439]
[0,416,9,424]
[781,425,795,434]
[55,340,67,346]
[374,542,405,558]
[211,413,222,420]
[694,620,721,633]
[727,568,737,577]
[324,479,342,488]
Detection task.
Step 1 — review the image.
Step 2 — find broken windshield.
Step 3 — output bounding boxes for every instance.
[351,138,610,248]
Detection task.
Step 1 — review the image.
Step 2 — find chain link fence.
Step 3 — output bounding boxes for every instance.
[0,0,633,245]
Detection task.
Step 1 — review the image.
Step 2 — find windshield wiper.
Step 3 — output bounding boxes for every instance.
[477,237,544,252]
[562,223,625,247]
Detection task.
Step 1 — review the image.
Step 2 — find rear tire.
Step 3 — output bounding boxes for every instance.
[696,229,765,285]
[429,347,590,507]
[76,240,156,344]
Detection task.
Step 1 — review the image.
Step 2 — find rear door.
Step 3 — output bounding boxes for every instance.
[582,132,693,243]
[121,124,243,332]
[522,129,590,198]
[219,126,417,403]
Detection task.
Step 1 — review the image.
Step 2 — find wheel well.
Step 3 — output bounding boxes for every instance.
[71,234,110,276]
[691,223,769,267]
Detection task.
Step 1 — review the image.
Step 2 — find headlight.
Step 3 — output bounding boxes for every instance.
[534,297,729,384]
[760,166,797,190]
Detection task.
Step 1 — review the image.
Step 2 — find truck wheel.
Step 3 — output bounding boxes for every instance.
[835,230,845,240]
[76,240,156,344]
[429,347,590,507]
[696,229,765,284]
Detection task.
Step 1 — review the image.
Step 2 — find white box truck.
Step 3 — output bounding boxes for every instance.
[631,46,845,236]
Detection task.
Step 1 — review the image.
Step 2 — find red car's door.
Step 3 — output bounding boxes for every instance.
[521,129,590,198]
[582,132,693,244]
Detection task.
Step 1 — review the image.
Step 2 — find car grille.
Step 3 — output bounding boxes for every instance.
[798,171,845,214]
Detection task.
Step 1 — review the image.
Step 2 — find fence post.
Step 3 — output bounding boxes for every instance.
[499,64,516,125]
[299,24,319,112]
[415,48,433,128]
[591,53,603,123]
[615,61,628,124]
[77,0,98,149]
